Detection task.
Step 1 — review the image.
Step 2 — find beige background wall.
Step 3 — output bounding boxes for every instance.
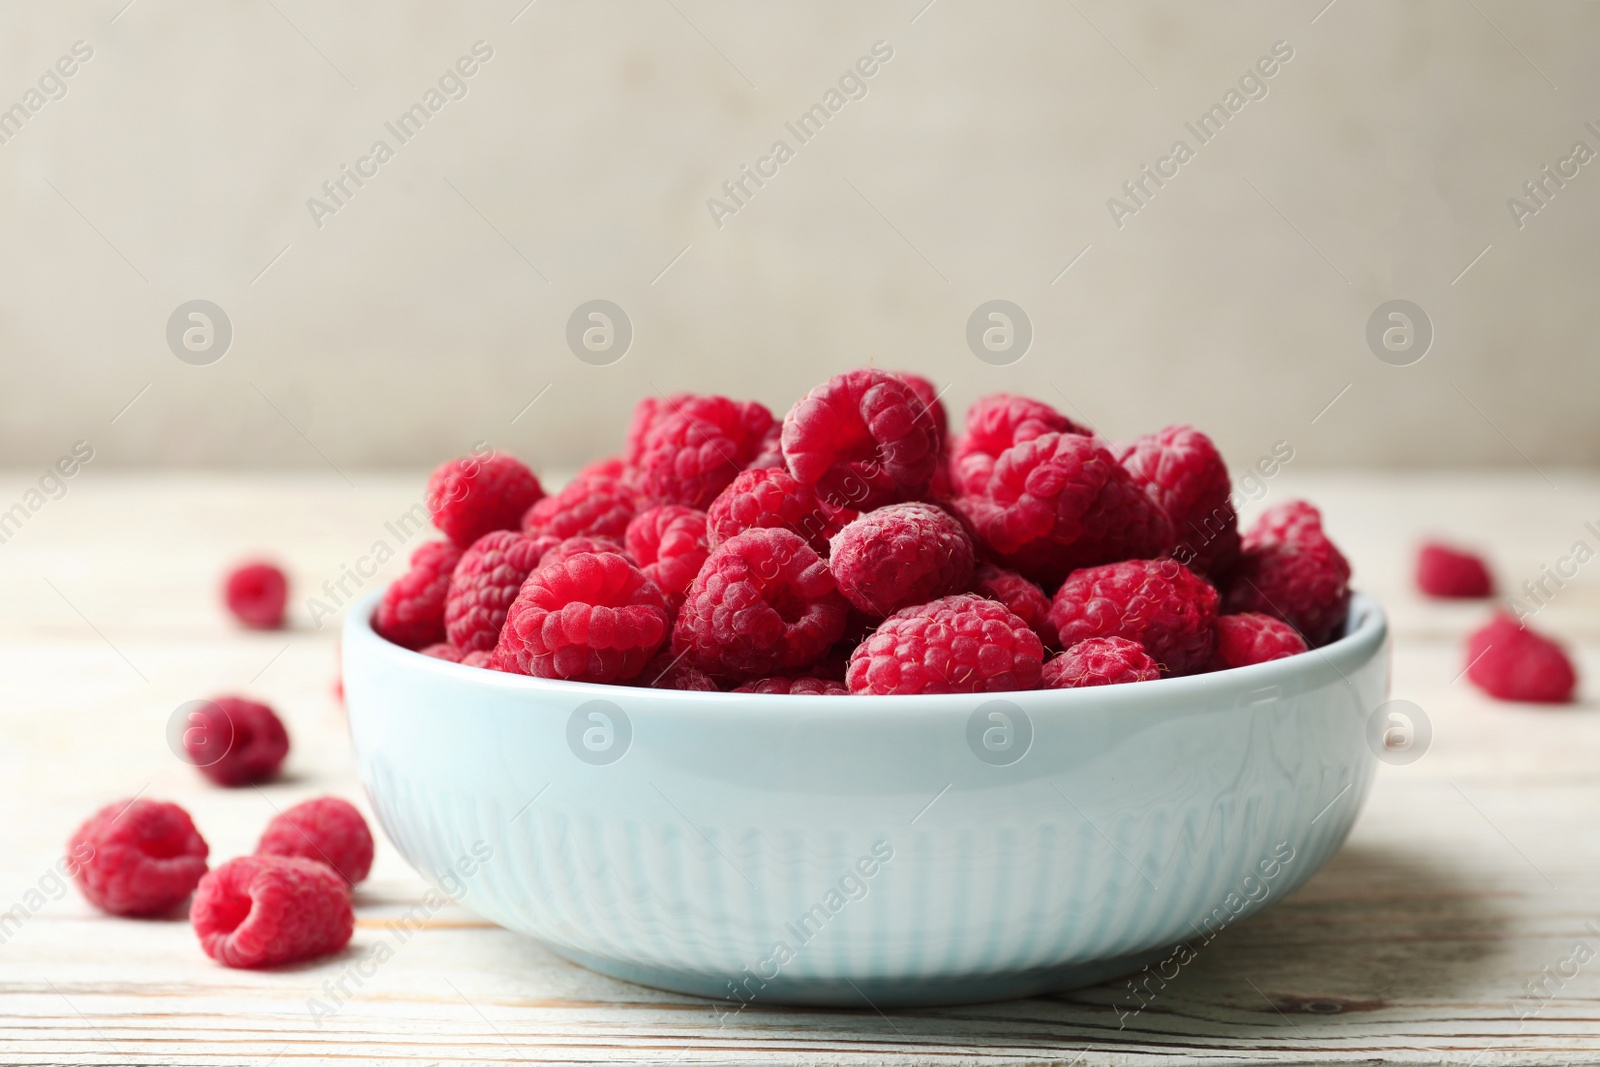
[0,0,1596,476]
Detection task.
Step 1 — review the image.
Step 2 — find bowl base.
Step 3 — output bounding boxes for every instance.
[541,941,1170,1008]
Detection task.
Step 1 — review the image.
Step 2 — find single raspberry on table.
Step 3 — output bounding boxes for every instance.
[223,562,288,629]
[68,799,209,917]
[1042,637,1162,689]
[1209,612,1308,671]
[955,433,1172,588]
[829,503,975,619]
[847,594,1043,695]
[538,535,630,568]
[733,676,850,695]
[1416,541,1494,599]
[948,393,1089,496]
[672,528,848,681]
[1465,613,1577,703]
[1048,559,1219,676]
[706,467,844,555]
[426,453,544,548]
[1116,425,1238,576]
[443,531,550,653]
[625,505,709,608]
[1224,501,1351,647]
[636,650,720,691]
[192,855,353,969]
[421,643,463,662]
[182,696,290,787]
[631,394,776,508]
[522,474,639,541]
[374,539,463,650]
[970,563,1056,649]
[781,369,940,511]
[255,797,374,886]
[494,552,669,683]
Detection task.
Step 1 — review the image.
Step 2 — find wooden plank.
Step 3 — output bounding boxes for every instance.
[1,472,1596,1065]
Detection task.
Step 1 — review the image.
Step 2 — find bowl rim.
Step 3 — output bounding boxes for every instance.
[344,588,1387,713]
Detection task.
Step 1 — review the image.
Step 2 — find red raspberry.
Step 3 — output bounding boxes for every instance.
[1225,501,1351,646]
[632,395,776,508]
[672,528,848,681]
[1048,559,1219,676]
[1209,612,1308,670]
[733,676,850,695]
[374,539,463,650]
[539,535,630,568]
[895,372,948,449]
[623,394,681,467]
[522,474,638,541]
[426,452,544,548]
[1465,613,1577,703]
[781,370,939,511]
[971,563,1055,649]
[847,594,1043,695]
[421,643,463,662]
[949,394,1089,496]
[706,467,844,555]
[1042,637,1161,688]
[443,531,549,653]
[625,505,709,608]
[576,455,628,483]
[223,561,288,629]
[183,696,290,787]
[747,422,785,470]
[68,799,209,917]
[1116,425,1238,576]
[461,649,497,669]
[192,855,353,968]
[494,552,669,683]
[1417,541,1493,598]
[829,503,975,619]
[256,797,374,886]
[637,650,720,691]
[955,433,1173,587]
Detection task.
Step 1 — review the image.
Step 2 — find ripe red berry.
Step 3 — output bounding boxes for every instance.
[256,797,374,886]
[637,650,720,690]
[1116,425,1239,576]
[1042,637,1162,688]
[829,502,975,619]
[625,505,709,608]
[191,855,353,968]
[672,528,848,681]
[1465,613,1577,703]
[949,393,1090,496]
[970,563,1055,649]
[847,594,1043,695]
[1225,501,1351,647]
[443,531,549,653]
[426,453,544,548]
[1416,541,1494,598]
[494,552,670,683]
[956,433,1172,587]
[68,799,209,917]
[706,467,844,555]
[1209,612,1308,671]
[894,372,948,449]
[732,676,851,695]
[374,539,463,650]
[1048,559,1219,676]
[223,562,288,629]
[781,370,940,511]
[421,643,463,662]
[182,696,290,787]
[522,474,639,541]
[630,394,776,508]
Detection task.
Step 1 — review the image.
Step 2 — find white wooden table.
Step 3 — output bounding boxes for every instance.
[2,470,1597,1066]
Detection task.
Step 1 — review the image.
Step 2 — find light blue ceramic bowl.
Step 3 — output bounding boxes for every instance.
[344,592,1387,1007]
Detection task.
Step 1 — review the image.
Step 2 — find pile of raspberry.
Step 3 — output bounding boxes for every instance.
[377,372,1355,694]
